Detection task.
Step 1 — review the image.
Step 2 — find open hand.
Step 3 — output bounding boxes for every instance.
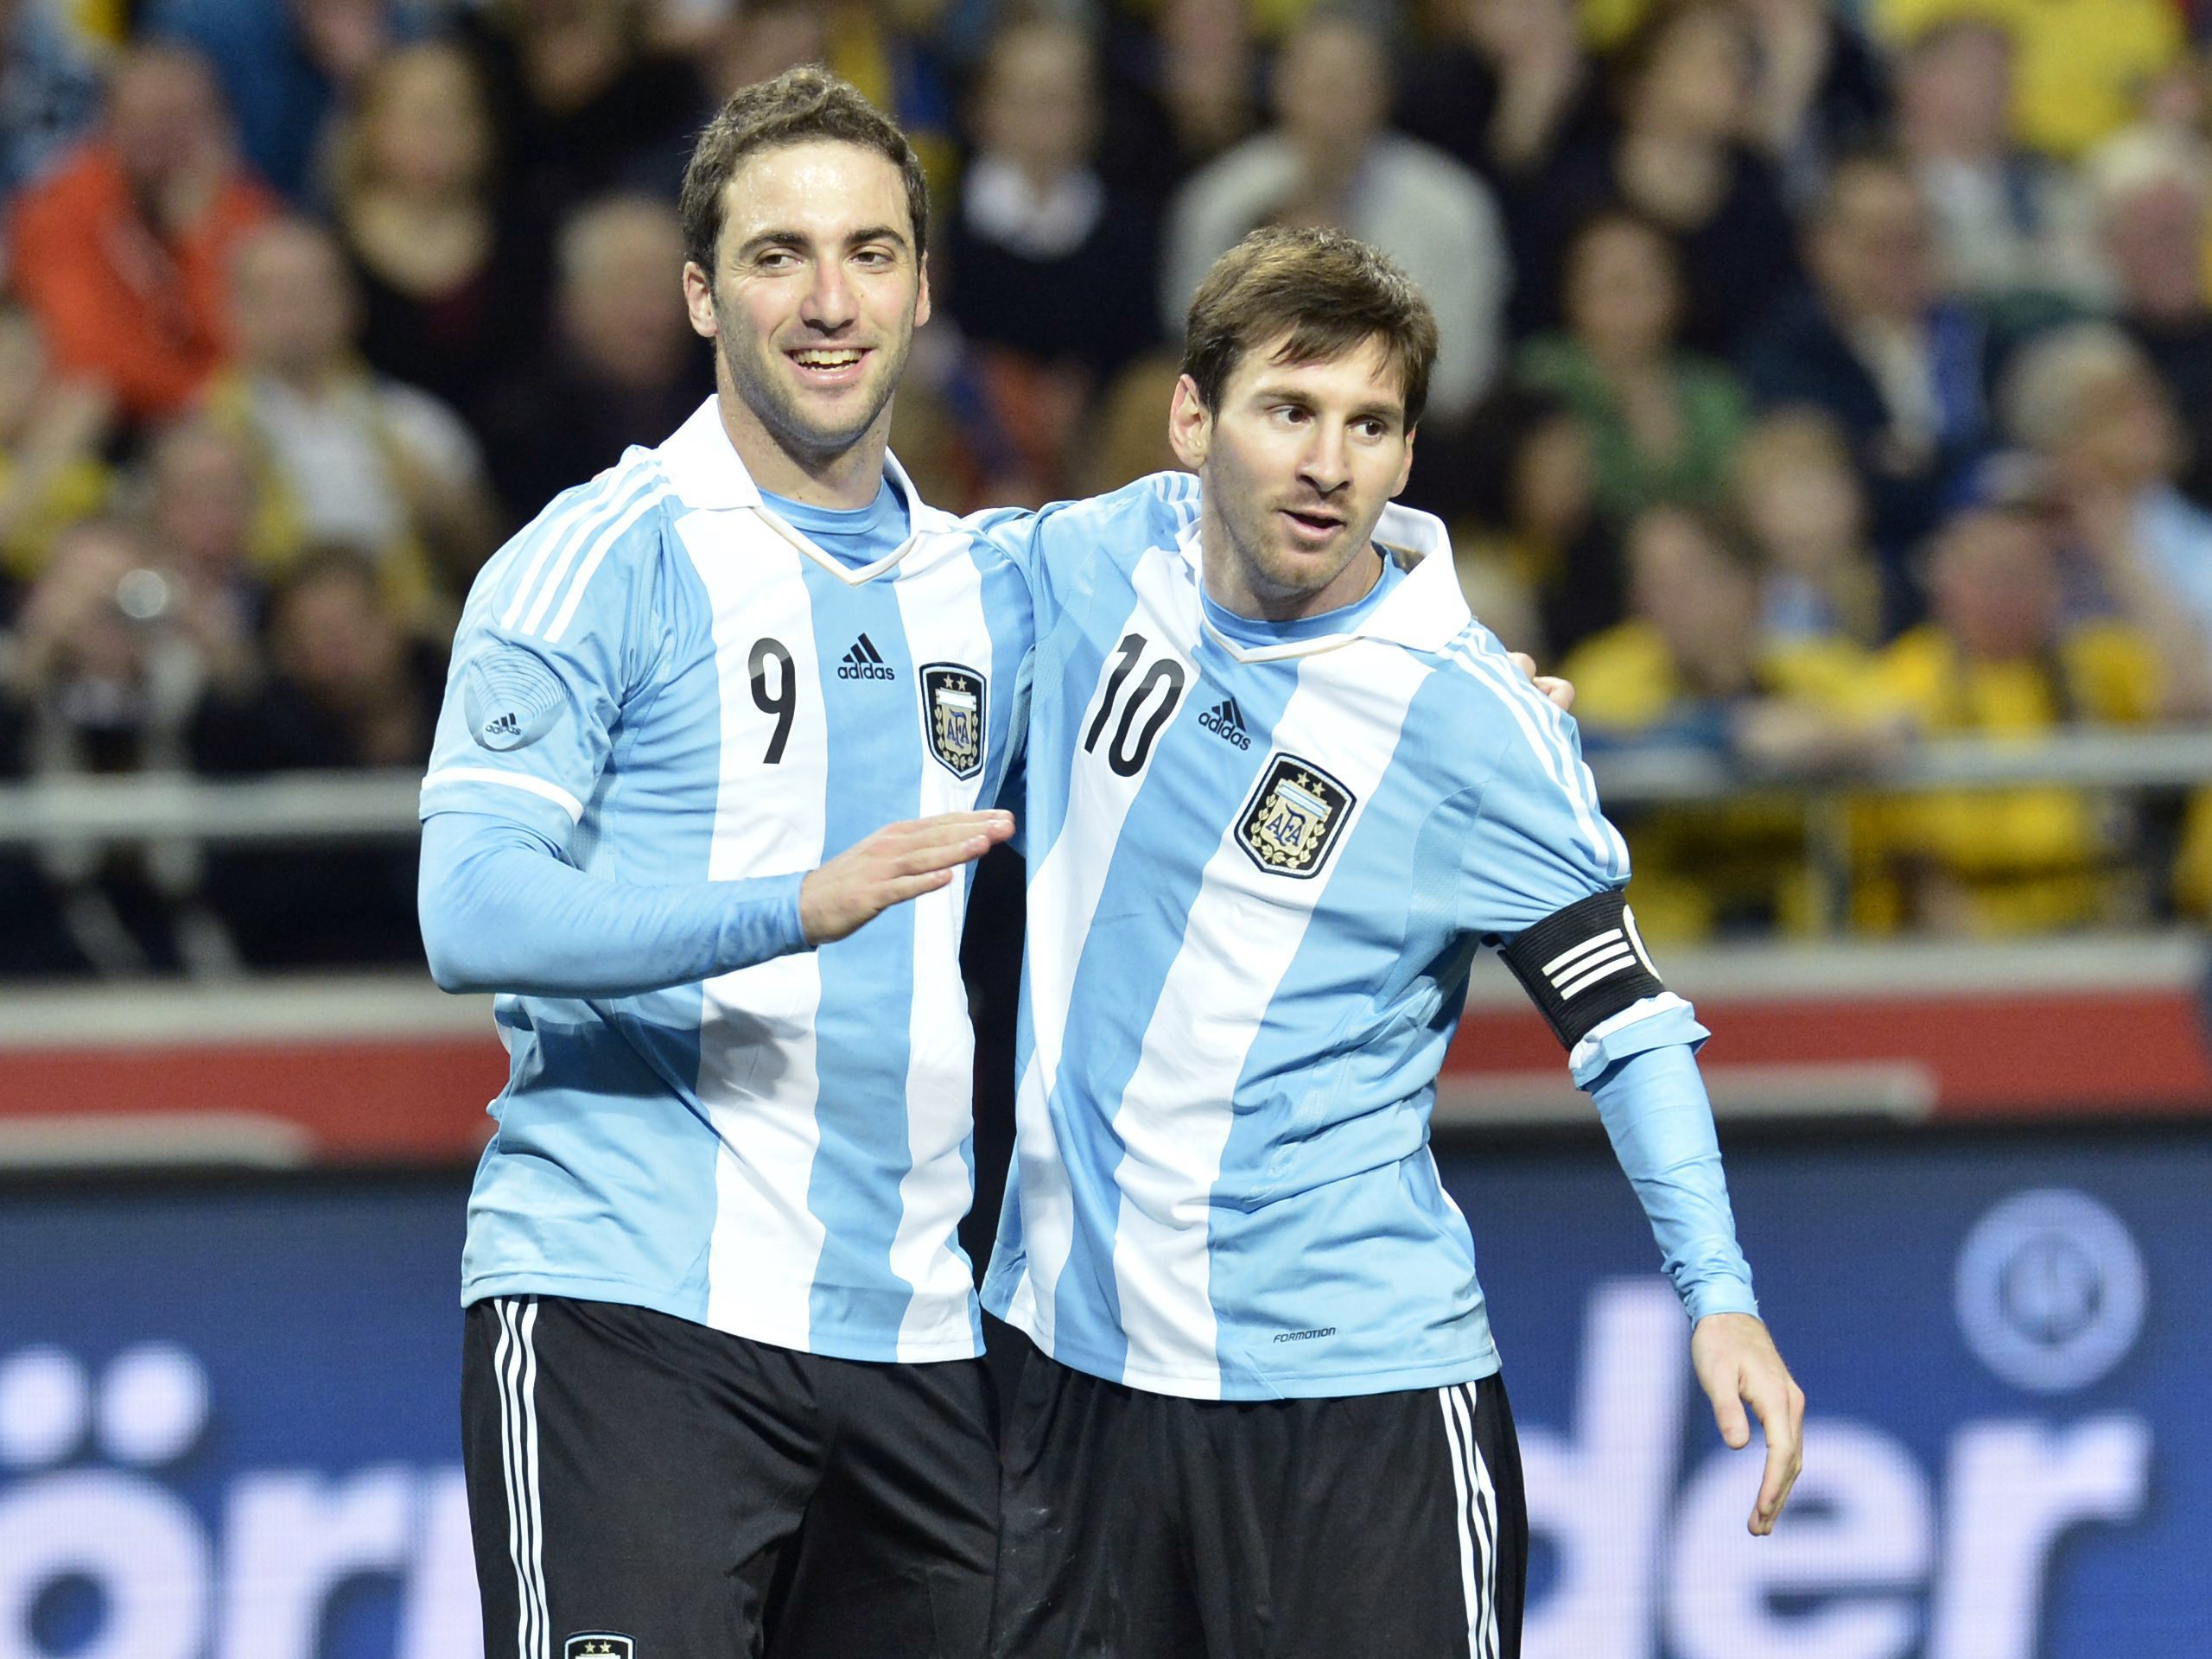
[1691,1312,1805,1535]
[799,810,1014,944]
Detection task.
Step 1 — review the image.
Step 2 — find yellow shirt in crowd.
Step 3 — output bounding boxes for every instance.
[1852,622,2162,932]
[1562,620,1871,941]
[1871,0,2183,160]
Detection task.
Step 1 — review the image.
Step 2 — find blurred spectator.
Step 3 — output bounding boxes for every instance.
[1732,0,1893,192]
[143,416,271,689]
[6,515,202,774]
[3,515,226,973]
[1441,385,1609,653]
[141,0,400,201]
[478,194,710,524]
[1733,407,1885,651]
[1395,0,1607,193]
[330,40,542,426]
[7,43,279,424]
[1872,0,2184,161]
[1162,10,1508,423]
[1521,0,1802,354]
[188,545,439,965]
[1563,505,1890,938]
[455,0,710,230]
[1394,0,1606,335]
[1516,208,1749,530]
[1999,323,2212,705]
[2088,130,2212,507]
[1897,18,2105,308]
[950,17,1160,384]
[202,216,501,621]
[1854,502,2168,933]
[689,0,961,209]
[0,302,115,582]
[1092,0,1261,200]
[0,0,103,200]
[947,17,1160,499]
[1738,150,1993,596]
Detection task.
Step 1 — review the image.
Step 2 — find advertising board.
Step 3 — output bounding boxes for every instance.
[1,1129,2202,1657]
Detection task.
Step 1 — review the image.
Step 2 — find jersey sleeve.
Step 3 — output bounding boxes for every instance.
[962,471,1203,636]
[419,473,669,849]
[418,813,806,996]
[1449,657,1706,1084]
[1446,656,1755,1320]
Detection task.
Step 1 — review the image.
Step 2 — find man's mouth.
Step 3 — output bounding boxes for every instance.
[786,346,869,382]
[1279,506,1345,543]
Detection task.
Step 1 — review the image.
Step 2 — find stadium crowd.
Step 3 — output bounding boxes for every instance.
[4,0,2212,976]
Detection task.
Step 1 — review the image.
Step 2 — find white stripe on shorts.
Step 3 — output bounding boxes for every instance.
[496,1299,550,1659]
[1439,1382,1500,1659]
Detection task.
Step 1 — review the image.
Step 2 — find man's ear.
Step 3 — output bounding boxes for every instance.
[1391,425,1416,499]
[683,261,718,340]
[1167,374,1211,470]
[913,259,932,329]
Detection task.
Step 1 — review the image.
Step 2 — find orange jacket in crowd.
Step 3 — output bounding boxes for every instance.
[8,141,277,423]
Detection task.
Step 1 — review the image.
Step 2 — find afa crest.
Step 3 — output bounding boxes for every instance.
[563,1637,633,1659]
[1236,753,1355,879]
[920,663,988,780]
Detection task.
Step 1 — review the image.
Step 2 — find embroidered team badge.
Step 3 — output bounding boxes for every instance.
[564,1637,632,1658]
[1236,753,1355,879]
[919,663,987,780]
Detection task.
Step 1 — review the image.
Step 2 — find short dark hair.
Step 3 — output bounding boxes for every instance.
[678,67,930,273]
[1179,226,1439,428]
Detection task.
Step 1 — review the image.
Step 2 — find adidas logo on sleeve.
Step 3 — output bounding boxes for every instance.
[1198,696,1252,749]
[837,633,896,682]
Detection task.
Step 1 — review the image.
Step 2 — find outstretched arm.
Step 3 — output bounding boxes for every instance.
[420,809,1013,997]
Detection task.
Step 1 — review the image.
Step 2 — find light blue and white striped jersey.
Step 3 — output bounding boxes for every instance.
[419,397,1032,1363]
[974,473,1701,1400]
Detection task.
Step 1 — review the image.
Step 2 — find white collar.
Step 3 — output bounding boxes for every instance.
[652,396,955,581]
[653,396,946,522]
[1173,499,1473,662]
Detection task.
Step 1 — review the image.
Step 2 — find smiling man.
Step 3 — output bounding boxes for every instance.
[415,71,1026,1658]
[973,227,1804,1657]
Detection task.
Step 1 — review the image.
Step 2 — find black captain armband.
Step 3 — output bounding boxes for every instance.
[1498,889,1667,1051]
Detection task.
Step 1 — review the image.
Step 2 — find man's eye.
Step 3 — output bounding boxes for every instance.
[854,249,893,268]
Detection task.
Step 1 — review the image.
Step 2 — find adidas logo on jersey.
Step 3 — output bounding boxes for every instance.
[836,634,896,681]
[1198,697,1251,749]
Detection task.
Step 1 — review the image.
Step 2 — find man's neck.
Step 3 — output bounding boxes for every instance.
[715,380,888,509]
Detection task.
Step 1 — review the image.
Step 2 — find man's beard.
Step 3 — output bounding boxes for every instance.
[716,309,911,469]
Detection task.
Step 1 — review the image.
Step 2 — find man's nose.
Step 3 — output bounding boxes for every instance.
[1298,425,1351,494]
[799,260,859,332]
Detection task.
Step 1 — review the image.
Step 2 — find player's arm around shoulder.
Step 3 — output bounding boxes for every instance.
[961,471,1202,631]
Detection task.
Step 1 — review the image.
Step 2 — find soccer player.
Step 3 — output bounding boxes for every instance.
[972,227,1805,1656]
[414,71,1028,1656]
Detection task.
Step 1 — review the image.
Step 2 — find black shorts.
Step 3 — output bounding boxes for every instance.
[991,1344,1526,1659]
[461,1294,998,1659]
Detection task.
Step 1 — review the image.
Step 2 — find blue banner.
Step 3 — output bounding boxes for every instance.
[0,1131,2204,1658]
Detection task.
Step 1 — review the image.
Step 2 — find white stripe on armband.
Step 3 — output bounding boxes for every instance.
[1567,991,1694,1077]
[421,767,585,823]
